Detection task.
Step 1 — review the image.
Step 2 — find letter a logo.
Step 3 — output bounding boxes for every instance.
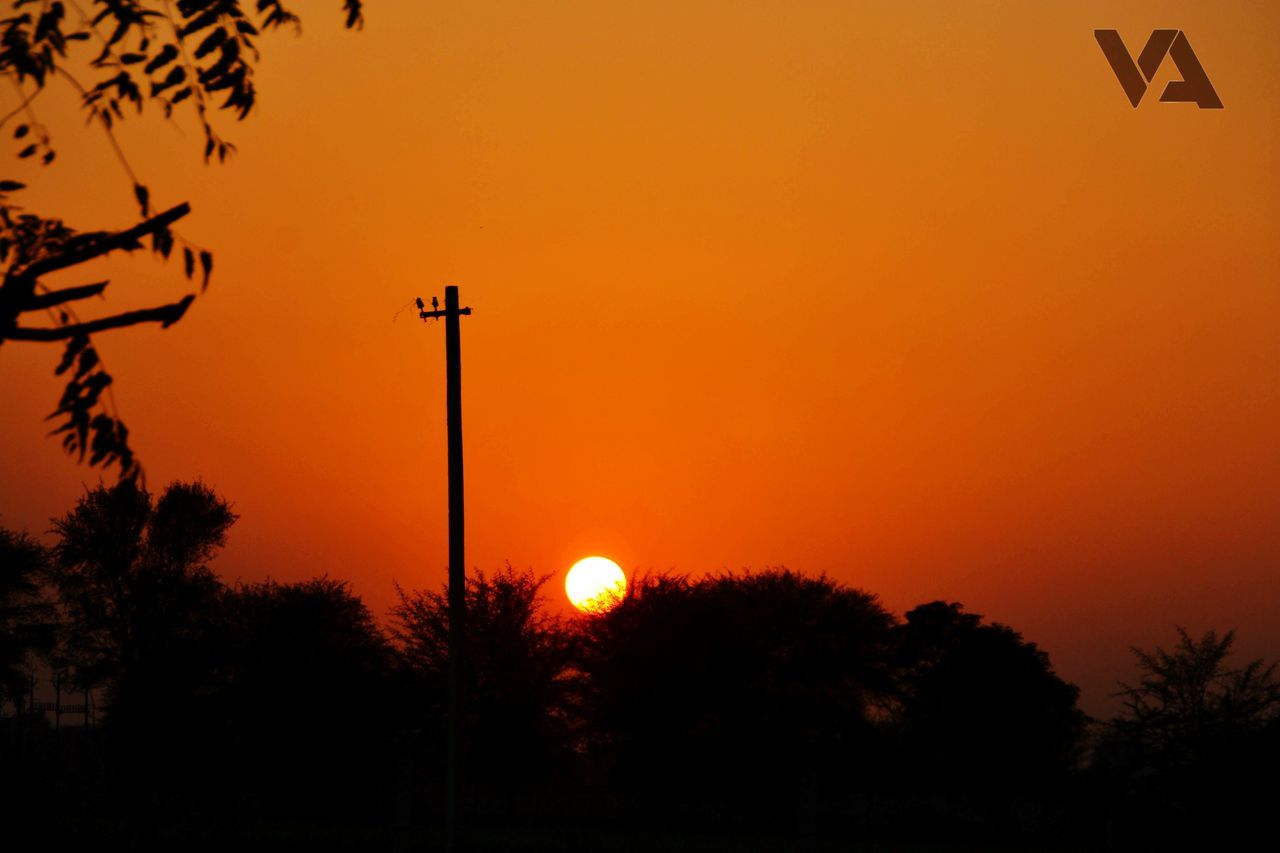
[1095,29,1223,108]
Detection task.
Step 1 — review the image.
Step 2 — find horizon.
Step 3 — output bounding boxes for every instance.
[1,503,1268,722]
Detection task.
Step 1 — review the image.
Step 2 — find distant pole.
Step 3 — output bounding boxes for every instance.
[418,286,473,852]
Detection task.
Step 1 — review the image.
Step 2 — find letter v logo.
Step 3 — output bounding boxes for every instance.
[1095,29,1223,109]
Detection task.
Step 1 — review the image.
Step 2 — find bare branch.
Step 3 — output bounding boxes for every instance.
[24,282,110,311]
[0,77,46,130]
[7,294,194,341]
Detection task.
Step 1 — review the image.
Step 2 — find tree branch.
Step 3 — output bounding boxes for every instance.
[6,294,194,341]
[24,282,110,311]
[16,203,191,282]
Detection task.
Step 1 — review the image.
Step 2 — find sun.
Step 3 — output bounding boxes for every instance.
[566,556,627,614]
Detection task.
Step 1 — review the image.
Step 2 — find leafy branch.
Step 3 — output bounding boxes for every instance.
[0,0,365,479]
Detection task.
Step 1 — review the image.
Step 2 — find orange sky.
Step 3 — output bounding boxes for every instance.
[3,1,1278,715]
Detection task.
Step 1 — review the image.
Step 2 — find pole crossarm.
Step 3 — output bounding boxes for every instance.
[417,305,472,321]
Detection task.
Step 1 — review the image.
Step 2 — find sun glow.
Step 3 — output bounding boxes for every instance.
[565,556,627,614]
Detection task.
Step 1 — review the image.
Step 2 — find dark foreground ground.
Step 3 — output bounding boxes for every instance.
[243,822,1092,853]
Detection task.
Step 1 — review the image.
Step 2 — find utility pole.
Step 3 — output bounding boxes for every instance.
[418,285,472,852]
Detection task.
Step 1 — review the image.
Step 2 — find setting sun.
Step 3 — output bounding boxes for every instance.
[565,556,627,614]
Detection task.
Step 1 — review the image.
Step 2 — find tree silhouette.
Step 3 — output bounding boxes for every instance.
[0,526,56,709]
[45,478,235,838]
[213,577,393,822]
[1,1,365,478]
[391,565,578,795]
[48,479,233,719]
[1096,627,1280,848]
[1115,626,1280,763]
[22,478,1224,846]
[891,601,1085,799]
[575,569,898,825]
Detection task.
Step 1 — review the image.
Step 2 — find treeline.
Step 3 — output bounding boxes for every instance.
[2,480,1278,850]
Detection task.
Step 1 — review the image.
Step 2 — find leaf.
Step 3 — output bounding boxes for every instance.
[133,183,150,216]
[74,347,100,379]
[55,336,90,376]
[183,246,194,279]
[199,250,213,290]
[151,64,185,95]
[160,294,195,327]
[18,144,37,158]
[119,52,145,64]
[193,27,226,59]
[144,44,178,74]
[14,124,28,138]
[344,0,364,30]
[0,180,24,192]
[180,9,220,37]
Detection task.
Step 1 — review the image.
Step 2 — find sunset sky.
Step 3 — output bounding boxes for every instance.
[2,1,1277,715]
